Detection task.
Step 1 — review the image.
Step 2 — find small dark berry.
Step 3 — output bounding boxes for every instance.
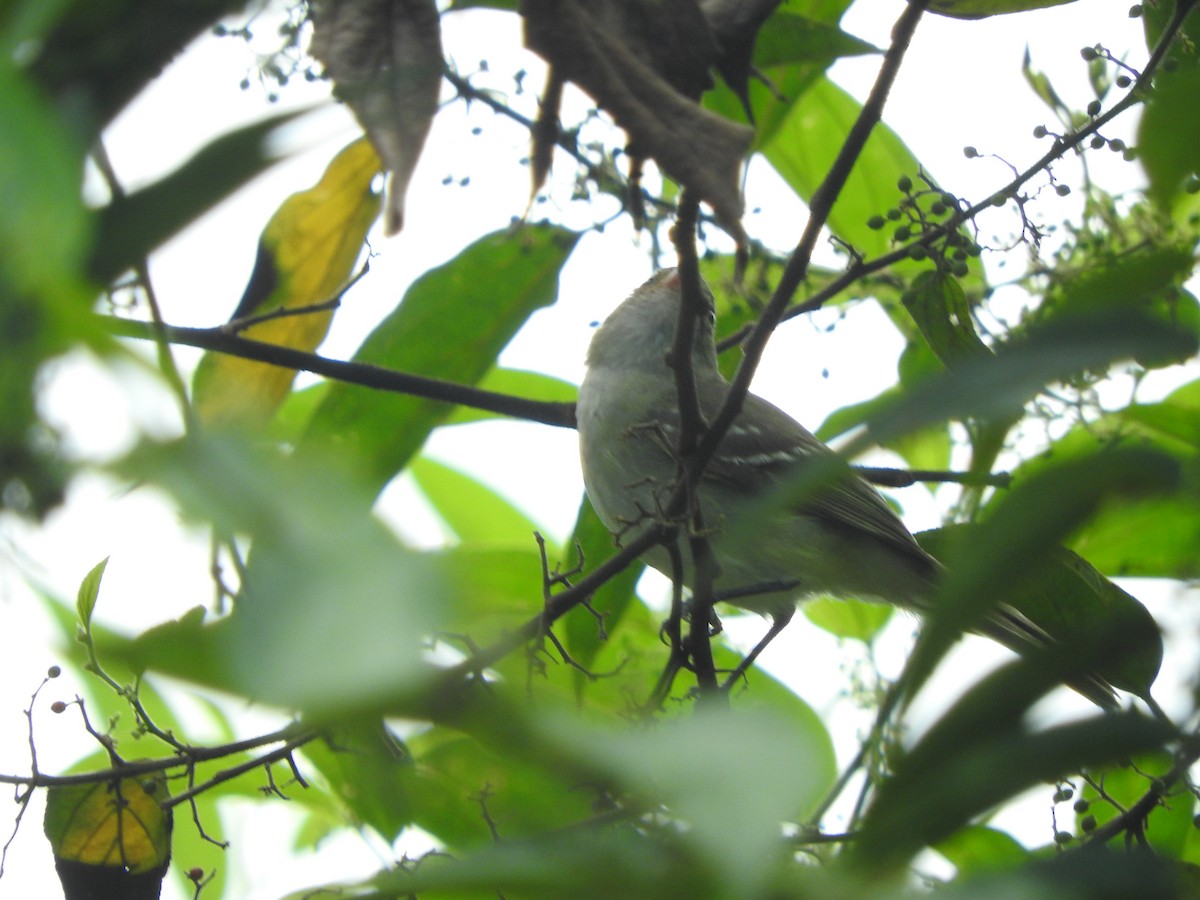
[894,225,912,241]
[909,245,928,261]
[898,175,913,193]
[1091,135,1106,149]
[1081,47,1099,61]
[1129,4,1143,16]
[886,208,902,221]
[964,146,979,159]
[1116,75,1132,88]
[50,701,67,714]
[1081,815,1097,832]
[1055,184,1071,197]
[1073,798,1090,813]
[1033,125,1048,139]
[1087,100,1102,117]
[867,215,886,230]
[47,666,61,678]
[1054,830,1073,844]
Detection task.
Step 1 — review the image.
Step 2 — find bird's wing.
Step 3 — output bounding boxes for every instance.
[648,387,931,562]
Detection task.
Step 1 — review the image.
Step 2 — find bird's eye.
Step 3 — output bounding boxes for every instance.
[706,308,716,327]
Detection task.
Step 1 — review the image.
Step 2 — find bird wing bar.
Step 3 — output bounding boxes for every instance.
[651,392,931,561]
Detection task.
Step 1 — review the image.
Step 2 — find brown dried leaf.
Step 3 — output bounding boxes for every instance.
[523,0,752,236]
[700,0,784,117]
[530,67,564,205]
[311,0,443,235]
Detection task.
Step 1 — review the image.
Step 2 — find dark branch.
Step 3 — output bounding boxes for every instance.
[696,0,931,473]
[103,315,576,429]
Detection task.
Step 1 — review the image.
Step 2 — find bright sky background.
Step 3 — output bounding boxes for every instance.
[3,3,1197,897]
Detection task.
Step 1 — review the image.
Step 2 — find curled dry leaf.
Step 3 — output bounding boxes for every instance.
[524,0,753,238]
[699,0,784,118]
[529,67,564,206]
[311,0,443,235]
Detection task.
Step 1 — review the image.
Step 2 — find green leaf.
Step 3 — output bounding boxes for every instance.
[1122,400,1200,450]
[918,527,1162,698]
[864,310,1199,445]
[853,668,1172,871]
[1139,1,1200,208]
[1022,45,1070,117]
[751,13,877,71]
[111,435,454,716]
[803,595,893,642]
[193,138,382,426]
[411,455,545,546]
[89,108,306,284]
[407,726,600,849]
[703,5,862,148]
[999,415,1200,580]
[302,719,414,842]
[295,826,711,900]
[705,11,876,138]
[0,61,90,300]
[432,545,547,646]
[300,224,580,495]
[818,390,952,476]
[542,705,835,894]
[441,367,578,426]
[28,0,244,133]
[1079,751,1195,858]
[935,825,1029,877]
[902,270,991,368]
[905,448,1176,704]
[75,556,109,632]
[447,0,516,11]
[562,497,643,677]
[930,0,1077,18]
[762,77,918,261]
[1035,243,1200,370]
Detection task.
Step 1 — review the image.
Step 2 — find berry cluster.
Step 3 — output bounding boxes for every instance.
[866,175,982,277]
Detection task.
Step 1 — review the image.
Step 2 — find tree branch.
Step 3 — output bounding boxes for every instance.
[103,315,576,429]
[696,0,932,473]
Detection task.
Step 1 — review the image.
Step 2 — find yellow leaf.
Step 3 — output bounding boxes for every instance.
[44,774,172,875]
[194,137,383,426]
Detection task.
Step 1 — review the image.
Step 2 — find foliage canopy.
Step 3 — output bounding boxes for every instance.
[3,0,1200,898]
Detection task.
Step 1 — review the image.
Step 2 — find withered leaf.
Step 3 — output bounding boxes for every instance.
[523,0,753,235]
[700,0,784,118]
[311,0,443,235]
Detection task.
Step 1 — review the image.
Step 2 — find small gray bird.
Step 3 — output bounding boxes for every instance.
[576,268,1115,705]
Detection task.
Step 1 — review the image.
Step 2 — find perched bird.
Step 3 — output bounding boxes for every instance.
[576,268,1115,704]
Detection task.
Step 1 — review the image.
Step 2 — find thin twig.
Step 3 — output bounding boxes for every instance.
[695,0,932,486]
[163,735,312,809]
